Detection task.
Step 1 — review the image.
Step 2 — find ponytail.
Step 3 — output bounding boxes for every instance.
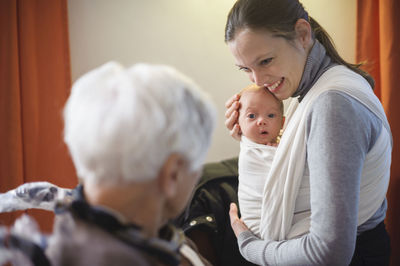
[309,17,375,89]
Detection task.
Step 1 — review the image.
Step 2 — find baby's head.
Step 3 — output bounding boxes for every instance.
[238,84,284,145]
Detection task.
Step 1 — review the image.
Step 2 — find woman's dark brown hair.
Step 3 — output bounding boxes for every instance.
[225,0,374,88]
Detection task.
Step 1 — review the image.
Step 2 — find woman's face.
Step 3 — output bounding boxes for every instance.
[228,28,309,100]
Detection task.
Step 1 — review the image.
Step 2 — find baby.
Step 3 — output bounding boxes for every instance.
[237,84,285,237]
[238,84,284,145]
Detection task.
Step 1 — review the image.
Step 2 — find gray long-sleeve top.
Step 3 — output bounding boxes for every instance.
[236,41,388,265]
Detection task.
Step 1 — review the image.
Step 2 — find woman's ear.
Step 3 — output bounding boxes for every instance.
[157,153,184,198]
[294,18,313,50]
[281,116,286,129]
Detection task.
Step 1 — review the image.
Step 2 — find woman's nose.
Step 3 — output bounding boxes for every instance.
[251,70,266,87]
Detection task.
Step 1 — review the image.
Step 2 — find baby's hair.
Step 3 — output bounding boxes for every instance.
[239,84,284,115]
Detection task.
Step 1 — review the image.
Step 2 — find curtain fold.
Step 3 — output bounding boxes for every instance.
[357,1,400,265]
[0,0,25,227]
[0,0,77,232]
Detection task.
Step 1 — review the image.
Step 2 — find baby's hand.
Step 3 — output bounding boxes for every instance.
[225,94,241,141]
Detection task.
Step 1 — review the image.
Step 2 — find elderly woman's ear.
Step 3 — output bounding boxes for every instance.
[157,153,186,198]
[157,153,201,219]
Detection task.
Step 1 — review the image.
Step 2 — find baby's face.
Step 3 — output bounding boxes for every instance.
[238,89,284,145]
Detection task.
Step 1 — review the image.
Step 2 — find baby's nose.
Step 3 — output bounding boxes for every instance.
[257,117,267,125]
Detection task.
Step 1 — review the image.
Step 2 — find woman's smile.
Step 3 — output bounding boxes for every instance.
[265,77,284,94]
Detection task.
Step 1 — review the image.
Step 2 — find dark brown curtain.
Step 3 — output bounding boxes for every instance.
[0,0,77,232]
[357,1,400,265]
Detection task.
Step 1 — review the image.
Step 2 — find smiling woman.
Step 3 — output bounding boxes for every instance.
[223,0,392,265]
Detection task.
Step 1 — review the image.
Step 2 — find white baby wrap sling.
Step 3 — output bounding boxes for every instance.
[238,136,277,237]
[239,65,392,241]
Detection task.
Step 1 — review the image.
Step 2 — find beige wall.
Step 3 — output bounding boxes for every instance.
[68,0,356,163]
[301,0,356,63]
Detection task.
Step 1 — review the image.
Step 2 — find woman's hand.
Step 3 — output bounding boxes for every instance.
[229,203,249,237]
[225,94,241,140]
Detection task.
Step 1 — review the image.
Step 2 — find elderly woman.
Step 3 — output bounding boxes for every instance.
[37,62,216,265]
[223,0,392,265]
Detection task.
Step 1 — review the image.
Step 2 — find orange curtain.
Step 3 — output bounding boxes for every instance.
[357,1,400,265]
[0,0,77,232]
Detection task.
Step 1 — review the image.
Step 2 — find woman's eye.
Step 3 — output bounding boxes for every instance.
[268,114,275,118]
[260,58,273,65]
[238,66,250,73]
[248,114,255,119]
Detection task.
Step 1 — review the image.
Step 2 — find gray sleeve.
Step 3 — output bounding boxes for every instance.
[236,91,382,265]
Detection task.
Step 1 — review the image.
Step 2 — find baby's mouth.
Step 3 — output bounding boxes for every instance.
[261,130,268,135]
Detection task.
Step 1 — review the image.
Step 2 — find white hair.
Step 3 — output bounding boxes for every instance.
[63,62,216,184]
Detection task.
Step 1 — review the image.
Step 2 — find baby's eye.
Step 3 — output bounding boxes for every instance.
[248,114,255,119]
[268,114,275,118]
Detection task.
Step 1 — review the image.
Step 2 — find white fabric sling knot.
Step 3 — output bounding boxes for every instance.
[260,65,392,241]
